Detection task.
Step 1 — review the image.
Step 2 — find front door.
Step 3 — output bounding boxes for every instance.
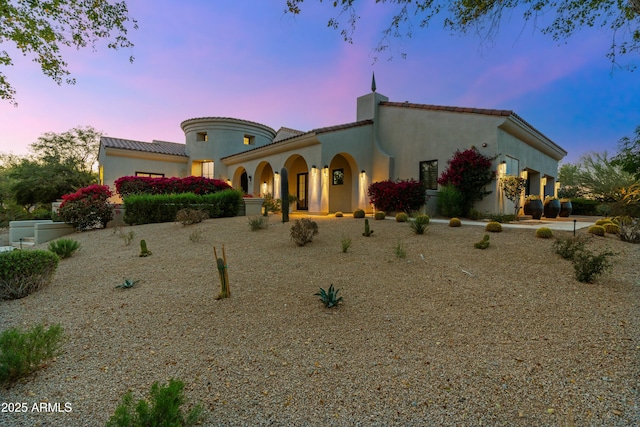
[297,172,308,210]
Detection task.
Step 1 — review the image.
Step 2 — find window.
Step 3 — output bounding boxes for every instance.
[196,132,208,142]
[201,161,214,179]
[419,160,438,190]
[135,172,164,178]
[505,156,519,175]
[332,169,344,185]
[243,135,255,145]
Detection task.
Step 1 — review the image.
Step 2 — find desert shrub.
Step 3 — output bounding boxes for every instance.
[106,378,204,427]
[595,218,612,226]
[409,215,430,235]
[618,217,640,243]
[393,241,406,258]
[368,179,425,213]
[588,225,606,236]
[395,212,408,222]
[474,234,490,249]
[374,211,386,220]
[290,218,319,246]
[535,227,553,238]
[188,228,203,243]
[603,223,620,234]
[175,208,209,226]
[314,284,343,308]
[484,213,516,223]
[0,323,65,384]
[572,250,615,283]
[334,211,343,217]
[47,238,81,259]
[248,216,268,231]
[119,230,136,246]
[449,217,462,227]
[485,221,502,232]
[58,184,113,230]
[123,190,242,225]
[553,237,587,260]
[115,175,230,197]
[353,209,365,218]
[467,208,483,220]
[262,193,280,214]
[0,250,59,300]
[341,236,351,253]
[436,184,463,218]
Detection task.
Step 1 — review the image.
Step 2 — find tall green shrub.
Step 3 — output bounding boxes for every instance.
[437,148,495,216]
[436,184,463,218]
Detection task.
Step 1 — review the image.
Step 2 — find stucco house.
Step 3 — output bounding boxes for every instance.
[98,81,567,215]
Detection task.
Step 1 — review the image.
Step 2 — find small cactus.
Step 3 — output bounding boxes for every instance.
[474,234,490,249]
[486,221,502,232]
[374,211,386,220]
[353,209,365,218]
[214,245,230,300]
[603,223,620,234]
[281,167,289,223]
[139,239,152,257]
[395,212,408,222]
[536,227,553,238]
[595,218,612,226]
[335,211,344,217]
[449,218,462,227]
[588,225,606,236]
[363,218,374,236]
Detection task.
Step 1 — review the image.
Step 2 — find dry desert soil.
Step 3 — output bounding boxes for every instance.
[1,214,639,426]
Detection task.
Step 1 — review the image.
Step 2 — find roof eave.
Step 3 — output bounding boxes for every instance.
[500,116,568,161]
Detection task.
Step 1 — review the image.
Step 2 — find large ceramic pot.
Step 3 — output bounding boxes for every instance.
[524,198,543,220]
[559,200,572,217]
[544,198,561,218]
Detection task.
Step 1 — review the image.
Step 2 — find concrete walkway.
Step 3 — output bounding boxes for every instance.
[429,216,596,231]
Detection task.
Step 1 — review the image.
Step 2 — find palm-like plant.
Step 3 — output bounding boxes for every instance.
[315,284,343,308]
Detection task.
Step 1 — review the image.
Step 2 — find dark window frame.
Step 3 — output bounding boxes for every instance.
[332,168,344,185]
[419,160,438,190]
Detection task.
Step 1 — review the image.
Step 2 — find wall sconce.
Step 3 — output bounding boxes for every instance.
[361,170,366,174]
[555,181,561,190]
[520,170,528,180]
[541,176,547,187]
[248,175,252,182]
[324,165,329,170]
[274,171,279,176]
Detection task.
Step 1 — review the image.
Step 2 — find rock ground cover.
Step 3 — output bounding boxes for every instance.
[1,214,638,426]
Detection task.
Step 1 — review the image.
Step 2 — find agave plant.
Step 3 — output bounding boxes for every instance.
[314,284,343,308]
[115,279,139,289]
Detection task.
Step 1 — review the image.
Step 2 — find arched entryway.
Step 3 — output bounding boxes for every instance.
[232,167,249,194]
[328,153,356,213]
[255,162,275,196]
[284,155,309,211]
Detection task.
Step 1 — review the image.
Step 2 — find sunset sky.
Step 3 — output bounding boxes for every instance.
[0,0,638,164]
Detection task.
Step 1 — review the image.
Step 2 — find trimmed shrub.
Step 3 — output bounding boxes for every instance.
[486,221,502,232]
[588,225,606,236]
[175,208,209,226]
[484,213,516,223]
[58,184,113,230]
[353,209,365,218]
[0,323,65,385]
[570,198,600,216]
[572,250,615,283]
[115,175,230,197]
[449,218,462,227]
[535,227,553,238]
[374,211,386,220]
[334,211,343,218]
[290,218,319,246]
[395,212,408,222]
[48,238,81,259]
[0,250,59,300]
[106,378,204,427]
[123,190,242,225]
[368,179,425,213]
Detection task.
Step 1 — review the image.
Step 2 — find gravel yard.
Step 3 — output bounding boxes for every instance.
[1,214,639,426]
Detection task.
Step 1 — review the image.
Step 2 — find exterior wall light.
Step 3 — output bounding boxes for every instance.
[497,161,507,177]
[520,170,528,180]
[541,176,547,187]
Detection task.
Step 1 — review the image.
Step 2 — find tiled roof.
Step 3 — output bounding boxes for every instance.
[220,120,373,160]
[101,137,187,157]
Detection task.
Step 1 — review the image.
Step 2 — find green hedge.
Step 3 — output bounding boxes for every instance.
[570,198,601,216]
[123,190,243,225]
[0,250,59,300]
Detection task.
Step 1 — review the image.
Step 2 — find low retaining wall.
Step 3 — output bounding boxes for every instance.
[9,220,74,244]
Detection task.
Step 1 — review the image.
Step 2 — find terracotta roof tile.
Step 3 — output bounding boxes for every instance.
[101,137,187,157]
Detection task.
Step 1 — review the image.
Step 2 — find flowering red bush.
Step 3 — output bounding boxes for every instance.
[115,176,231,198]
[58,185,113,230]
[368,179,425,213]
[437,148,495,216]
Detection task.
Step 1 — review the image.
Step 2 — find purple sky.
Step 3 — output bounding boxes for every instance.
[0,1,638,164]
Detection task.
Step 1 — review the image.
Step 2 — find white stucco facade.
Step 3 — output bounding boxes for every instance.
[99,87,567,215]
